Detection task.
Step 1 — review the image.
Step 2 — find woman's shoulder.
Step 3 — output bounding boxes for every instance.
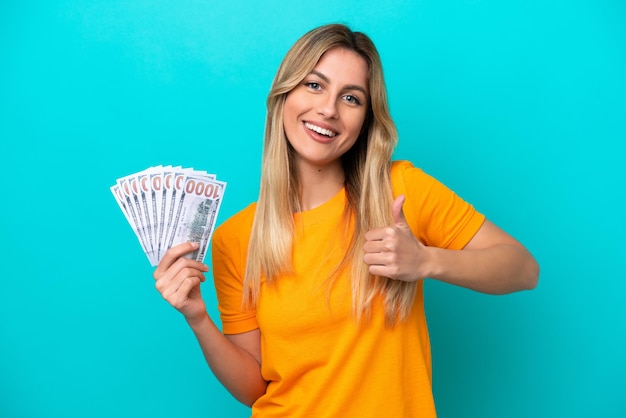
[391,159,425,173]
[390,159,429,185]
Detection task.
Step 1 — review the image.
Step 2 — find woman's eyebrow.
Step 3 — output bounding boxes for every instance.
[310,70,369,96]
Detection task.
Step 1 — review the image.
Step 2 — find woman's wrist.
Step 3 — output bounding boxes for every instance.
[185,311,212,331]
[422,246,445,281]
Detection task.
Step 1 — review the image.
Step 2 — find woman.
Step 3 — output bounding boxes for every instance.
[153,24,539,417]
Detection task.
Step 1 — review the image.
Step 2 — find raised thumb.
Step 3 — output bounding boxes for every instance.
[392,195,408,226]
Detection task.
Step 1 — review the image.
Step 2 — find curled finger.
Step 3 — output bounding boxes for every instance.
[161,267,205,299]
[154,242,201,278]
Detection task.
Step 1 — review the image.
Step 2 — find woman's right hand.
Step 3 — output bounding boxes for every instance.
[154,242,267,406]
[153,242,210,323]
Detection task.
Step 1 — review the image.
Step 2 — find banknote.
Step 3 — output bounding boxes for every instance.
[167,174,225,263]
[111,184,149,258]
[117,176,152,261]
[111,166,226,266]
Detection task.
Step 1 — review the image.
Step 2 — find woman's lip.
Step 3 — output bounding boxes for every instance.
[302,121,337,144]
[304,120,338,135]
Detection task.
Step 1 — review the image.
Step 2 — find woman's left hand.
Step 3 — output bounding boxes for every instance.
[363,195,430,281]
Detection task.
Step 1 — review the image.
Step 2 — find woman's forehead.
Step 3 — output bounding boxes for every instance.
[310,48,369,90]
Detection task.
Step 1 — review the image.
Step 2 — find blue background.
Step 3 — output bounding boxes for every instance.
[1,1,624,417]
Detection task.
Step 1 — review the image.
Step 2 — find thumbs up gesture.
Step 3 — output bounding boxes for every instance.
[363,195,429,282]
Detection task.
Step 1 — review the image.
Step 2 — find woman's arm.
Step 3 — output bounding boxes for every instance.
[153,242,267,406]
[426,219,539,293]
[187,317,267,406]
[364,196,539,293]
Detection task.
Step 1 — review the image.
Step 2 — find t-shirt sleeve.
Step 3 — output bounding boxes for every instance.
[392,160,485,250]
[211,207,259,334]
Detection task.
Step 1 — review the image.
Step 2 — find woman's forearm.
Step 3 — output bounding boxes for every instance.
[427,243,539,294]
[186,314,267,407]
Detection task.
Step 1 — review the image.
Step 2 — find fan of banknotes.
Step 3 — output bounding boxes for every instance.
[110,166,226,266]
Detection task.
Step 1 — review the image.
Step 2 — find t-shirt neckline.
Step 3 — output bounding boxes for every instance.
[294,187,346,226]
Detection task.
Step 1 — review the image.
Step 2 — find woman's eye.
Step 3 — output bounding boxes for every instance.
[305,82,321,90]
[344,95,361,105]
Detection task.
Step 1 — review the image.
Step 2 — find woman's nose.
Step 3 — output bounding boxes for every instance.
[316,95,339,119]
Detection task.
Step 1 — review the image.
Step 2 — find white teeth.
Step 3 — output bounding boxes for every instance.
[305,122,336,138]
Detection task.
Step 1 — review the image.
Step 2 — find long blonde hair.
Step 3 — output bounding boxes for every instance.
[244,24,417,325]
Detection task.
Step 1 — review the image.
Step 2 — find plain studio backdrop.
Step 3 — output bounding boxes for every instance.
[1,1,624,417]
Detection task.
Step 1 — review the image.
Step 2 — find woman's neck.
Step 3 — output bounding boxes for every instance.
[296,160,345,211]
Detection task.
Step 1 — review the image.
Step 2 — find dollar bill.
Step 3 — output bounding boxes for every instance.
[111,166,226,266]
[110,184,148,257]
[167,174,226,262]
[149,167,166,262]
[118,176,152,262]
[136,169,157,263]
[161,169,186,261]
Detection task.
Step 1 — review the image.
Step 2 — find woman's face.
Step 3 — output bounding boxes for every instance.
[283,47,369,172]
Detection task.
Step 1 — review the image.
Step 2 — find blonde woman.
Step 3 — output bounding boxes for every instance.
[153,24,539,417]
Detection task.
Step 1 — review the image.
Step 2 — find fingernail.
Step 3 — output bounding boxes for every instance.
[190,242,199,248]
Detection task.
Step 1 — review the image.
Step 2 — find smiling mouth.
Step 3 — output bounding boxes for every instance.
[304,122,337,138]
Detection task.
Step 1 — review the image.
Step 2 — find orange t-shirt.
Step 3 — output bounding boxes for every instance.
[211,160,485,417]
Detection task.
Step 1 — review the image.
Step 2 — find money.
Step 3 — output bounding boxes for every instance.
[111,166,226,266]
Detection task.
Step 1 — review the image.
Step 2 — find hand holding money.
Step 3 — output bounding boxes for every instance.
[153,241,210,323]
[110,166,226,266]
